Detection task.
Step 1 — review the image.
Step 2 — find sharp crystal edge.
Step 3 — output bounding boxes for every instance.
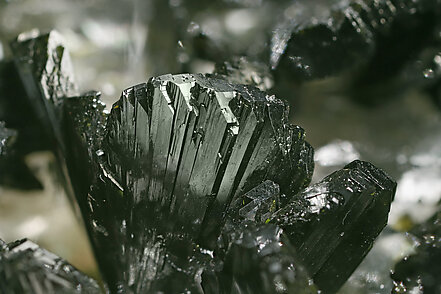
[10,30,78,151]
[103,73,313,239]
[6,30,397,294]
[9,30,82,207]
[0,238,100,294]
[207,222,319,294]
[72,72,315,292]
[271,160,396,293]
[205,180,319,294]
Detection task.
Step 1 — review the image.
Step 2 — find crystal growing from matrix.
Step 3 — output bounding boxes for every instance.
[0,238,100,294]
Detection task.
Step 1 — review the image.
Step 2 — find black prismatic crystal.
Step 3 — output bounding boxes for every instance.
[205,180,319,294]
[272,0,441,80]
[2,30,398,293]
[0,238,100,294]
[104,73,313,237]
[11,31,76,142]
[272,160,396,292]
[271,0,441,106]
[71,73,315,292]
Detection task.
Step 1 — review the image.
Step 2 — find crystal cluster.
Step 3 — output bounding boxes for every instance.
[0,238,100,294]
[0,30,398,293]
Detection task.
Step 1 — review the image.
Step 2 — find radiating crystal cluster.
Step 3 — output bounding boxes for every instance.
[0,30,398,294]
[63,63,395,293]
[0,238,100,294]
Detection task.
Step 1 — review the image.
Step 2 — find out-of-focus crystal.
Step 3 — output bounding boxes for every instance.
[0,238,100,294]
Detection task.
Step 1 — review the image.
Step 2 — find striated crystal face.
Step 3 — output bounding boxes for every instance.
[61,73,395,293]
[73,73,314,292]
[103,73,313,237]
[272,160,396,292]
[0,238,100,294]
[210,222,319,294]
[11,30,77,105]
[11,31,78,151]
[3,30,398,294]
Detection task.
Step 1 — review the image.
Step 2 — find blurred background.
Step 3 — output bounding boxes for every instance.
[0,0,440,293]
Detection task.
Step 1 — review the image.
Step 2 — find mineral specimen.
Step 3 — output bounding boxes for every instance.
[7,30,81,199]
[3,30,397,294]
[64,72,314,292]
[63,73,395,293]
[1,30,78,190]
[0,238,100,294]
